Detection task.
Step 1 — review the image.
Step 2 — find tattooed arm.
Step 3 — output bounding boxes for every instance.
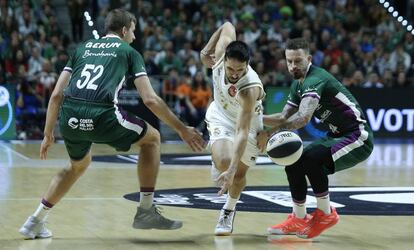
[263,103,298,127]
[257,97,319,151]
[269,96,319,133]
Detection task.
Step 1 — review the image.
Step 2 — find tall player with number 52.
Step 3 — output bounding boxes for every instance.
[19,9,205,239]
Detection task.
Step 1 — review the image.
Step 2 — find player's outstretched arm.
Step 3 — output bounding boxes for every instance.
[263,103,298,127]
[200,22,236,68]
[217,87,260,195]
[134,76,205,151]
[257,103,299,152]
[40,70,71,159]
[278,96,319,130]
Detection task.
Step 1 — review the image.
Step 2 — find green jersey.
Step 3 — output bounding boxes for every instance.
[63,34,146,104]
[287,65,368,135]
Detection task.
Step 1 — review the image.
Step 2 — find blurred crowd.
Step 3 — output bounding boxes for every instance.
[1,0,414,139]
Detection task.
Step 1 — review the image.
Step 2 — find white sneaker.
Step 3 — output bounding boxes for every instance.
[214,209,236,236]
[19,216,52,239]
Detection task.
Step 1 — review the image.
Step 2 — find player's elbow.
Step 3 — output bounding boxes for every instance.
[142,94,159,108]
[50,90,63,103]
[222,22,235,32]
[222,22,236,40]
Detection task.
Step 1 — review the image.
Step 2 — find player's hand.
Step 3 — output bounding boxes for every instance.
[257,130,269,153]
[216,169,236,196]
[178,126,205,152]
[201,51,216,68]
[40,134,54,159]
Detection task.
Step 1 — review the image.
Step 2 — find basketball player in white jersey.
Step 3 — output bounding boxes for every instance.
[200,22,265,235]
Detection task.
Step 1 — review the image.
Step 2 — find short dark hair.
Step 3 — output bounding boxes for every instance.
[105,9,137,35]
[285,38,310,54]
[225,41,250,63]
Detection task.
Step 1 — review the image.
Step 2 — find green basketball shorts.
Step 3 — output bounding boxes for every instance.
[59,97,148,160]
[305,123,374,174]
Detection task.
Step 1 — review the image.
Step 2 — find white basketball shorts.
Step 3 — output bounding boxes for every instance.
[205,101,263,168]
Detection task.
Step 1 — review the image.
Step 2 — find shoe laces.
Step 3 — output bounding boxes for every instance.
[276,214,306,231]
[308,209,332,226]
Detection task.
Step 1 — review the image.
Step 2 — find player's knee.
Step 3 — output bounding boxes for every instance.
[214,157,231,171]
[300,146,333,174]
[140,126,160,147]
[285,158,303,176]
[67,163,88,176]
[68,154,91,175]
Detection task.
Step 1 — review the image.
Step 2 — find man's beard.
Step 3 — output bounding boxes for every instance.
[291,70,304,80]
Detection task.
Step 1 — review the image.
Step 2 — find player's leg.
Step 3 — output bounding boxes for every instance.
[268,154,311,235]
[295,144,339,239]
[214,160,249,236]
[19,144,92,239]
[211,139,235,233]
[131,123,182,230]
[212,139,255,235]
[297,126,373,239]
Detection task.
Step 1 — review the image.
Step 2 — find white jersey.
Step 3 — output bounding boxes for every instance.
[210,55,265,122]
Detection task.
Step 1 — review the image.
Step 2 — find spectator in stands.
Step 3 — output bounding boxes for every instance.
[389,43,411,73]
[143,50,160,76]
[28,47,45,80]
[396,71,409,88]
[54,50,69,74]
[188,72,211,136]
[162,68,180,108]
[362,72,384,88]
[175,72,192,121]
[37,59,57,107]
[23,33,41,56]
[381,69,394,87]
[178,42,199,64]
[343,70,365,88]
[16,81,43,139]
[159,48,183,74]
[68,0,86,42]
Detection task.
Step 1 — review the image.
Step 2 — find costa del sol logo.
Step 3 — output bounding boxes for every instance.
[68,117,79,129]
[124,186,414,216]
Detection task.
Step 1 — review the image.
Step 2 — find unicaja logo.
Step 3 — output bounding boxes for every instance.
[68,117,79,129]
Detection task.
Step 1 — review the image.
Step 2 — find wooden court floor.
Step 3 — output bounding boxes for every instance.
[0,141,413,250]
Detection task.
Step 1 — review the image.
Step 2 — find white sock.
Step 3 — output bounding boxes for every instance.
[33,203,51,221]
[293,202,307,219]
[139,192,154,210]
[223,194,239,211]
[316,194,331,214]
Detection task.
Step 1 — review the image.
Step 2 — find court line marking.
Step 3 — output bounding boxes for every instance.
[0,197,124,201]
[0,143,30,160]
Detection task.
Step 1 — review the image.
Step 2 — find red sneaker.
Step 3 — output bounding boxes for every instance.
[296,207,339,239]
[268,213,312,235]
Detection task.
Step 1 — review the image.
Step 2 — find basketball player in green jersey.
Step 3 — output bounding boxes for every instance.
[257,38,373,239]
[19,9,205,239]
